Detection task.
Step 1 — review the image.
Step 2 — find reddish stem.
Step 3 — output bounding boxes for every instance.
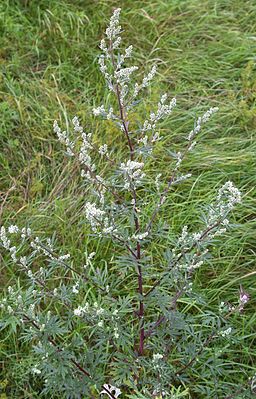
[108,40,144,355]
[137,241,144,355]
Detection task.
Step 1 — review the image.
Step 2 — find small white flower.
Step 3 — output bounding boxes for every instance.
[27,270,33,278]
[125,45,133,57]
[115,66,138,83]
[0,226,10,249]
[58,253,71,261]
[219,327,232,337]
[7,305,13,314]
[105,8,121,41]
[20,256,27,267]
[32,366,41,375]
[178,226,188,244]
[72,282,79,294]
[153,353,164,362]
[8,225,19,234]
[120,160,145,189]
[99,144,108,156]
[222,219,229,226]
[74,306,83,317]
[132,232,148,241]
[7,286,13,294]
[142,65,157,89]
[93,105,106,116]
[114,329,119,339]
[187,107,219,142]
[53,120,75,156]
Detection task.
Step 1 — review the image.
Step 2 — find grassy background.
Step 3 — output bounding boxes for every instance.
[0,0,256,397]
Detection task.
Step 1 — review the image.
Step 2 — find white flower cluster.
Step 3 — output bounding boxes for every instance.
[76,124,94,172]
[173,173,192,185]
[152,353,164,371]
[53,120,75,156]
[116,45,133,69]
[98,7,157,112]
[155,173,162,192]
[98,144,108,156]
[0,226,11,250]
[216,180,242,209]
[105,8,121,42]
[174,181,241,276]
[187,259,204,272]
[142,65,157,89]
[54,116,95,171]
[153,353,164,362]
[137,94,176,153]
[98,55,113,90]
[251,375,256,394]
[0,225,32,263]
[58,253,71,262]
[207,181,241,229]
[84,251,96,269]
[178,225,189,245]
[74,301,105,328]
[8,225,19,234]
[175,247,208,274]
[187,107,219,144]
[150,94,176,123]
[115,66,138,84]
[177,181,241,249]
[72,281,79,294]
[113,325,119,339]
[167,107,219,171]
[132,65,157,100]
[98,9,123,92]
[0,225,71,283]
[120,160,145,190]
[55,116,112,204]
[93,104,105,116]
[93,105,116,121]
[219,327,232,337]
[32,365,41,375]
[84,202,116,235]
[84,202,105,229]
[219,301,229,314]
[74,303,89,317]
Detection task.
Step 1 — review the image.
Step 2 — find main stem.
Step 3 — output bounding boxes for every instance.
[109,41,144,355]
[135,215,144,356]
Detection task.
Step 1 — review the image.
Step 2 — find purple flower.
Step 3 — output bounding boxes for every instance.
[239,286,250,311]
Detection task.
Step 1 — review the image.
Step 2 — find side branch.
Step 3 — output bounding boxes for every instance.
[144,221,220,298]
[23,314,117,399]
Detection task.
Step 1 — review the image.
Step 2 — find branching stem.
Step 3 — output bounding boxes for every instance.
[23,314,117,399]
[109,40,144,355]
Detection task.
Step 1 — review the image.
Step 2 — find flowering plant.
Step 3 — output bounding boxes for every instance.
[0,8,251,399]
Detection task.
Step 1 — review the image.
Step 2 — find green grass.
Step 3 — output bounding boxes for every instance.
[0,0,256,397]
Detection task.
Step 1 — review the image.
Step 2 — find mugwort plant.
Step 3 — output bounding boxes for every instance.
[0,8,251,399]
